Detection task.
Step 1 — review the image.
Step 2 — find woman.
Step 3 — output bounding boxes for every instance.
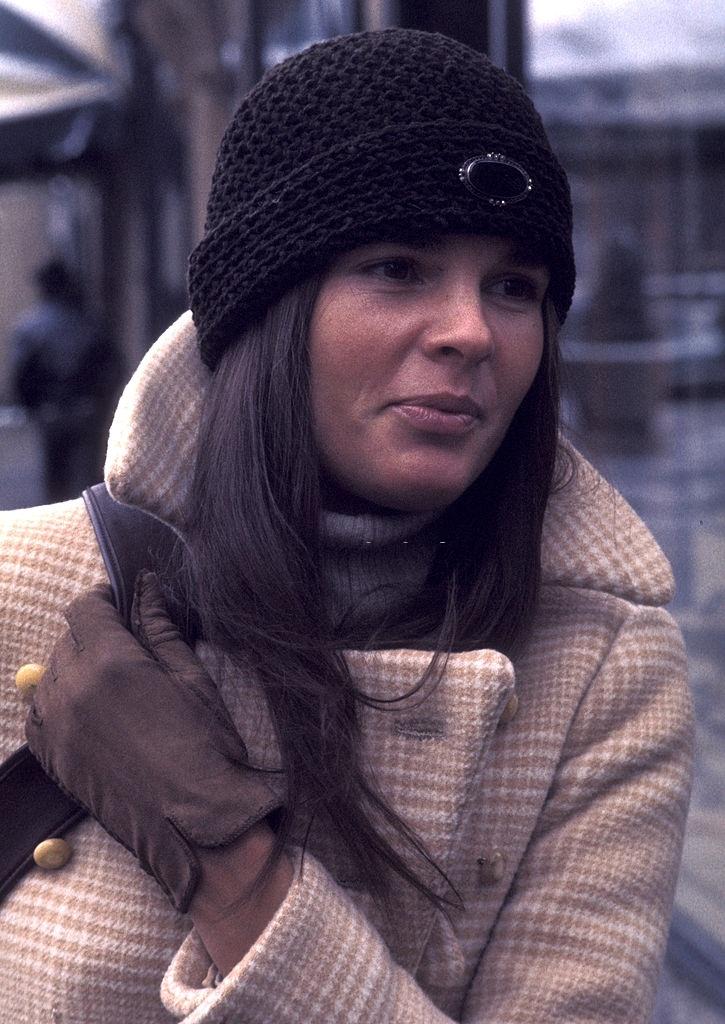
[1,29,692,1023]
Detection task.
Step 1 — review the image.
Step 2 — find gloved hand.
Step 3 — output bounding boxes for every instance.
[25,572,282,913]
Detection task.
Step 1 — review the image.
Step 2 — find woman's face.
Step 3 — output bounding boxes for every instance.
[309,234,549,513]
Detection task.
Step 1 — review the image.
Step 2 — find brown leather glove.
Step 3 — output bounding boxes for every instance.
[25,572,281,913]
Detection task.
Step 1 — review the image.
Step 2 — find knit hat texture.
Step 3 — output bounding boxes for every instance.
[189,28,575,370]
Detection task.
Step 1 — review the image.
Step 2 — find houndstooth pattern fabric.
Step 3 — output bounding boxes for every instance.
[0,314,693,1022]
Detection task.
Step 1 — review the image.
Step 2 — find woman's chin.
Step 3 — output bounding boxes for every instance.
[320,448,490,514]
[352,474,477,514]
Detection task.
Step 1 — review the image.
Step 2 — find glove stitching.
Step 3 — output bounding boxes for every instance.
[169,792,283,850]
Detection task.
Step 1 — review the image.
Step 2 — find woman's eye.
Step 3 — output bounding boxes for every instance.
[368,258,418,283]
[491,276,541,302]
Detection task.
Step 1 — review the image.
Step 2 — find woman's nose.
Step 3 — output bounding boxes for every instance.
[420,285,495,364]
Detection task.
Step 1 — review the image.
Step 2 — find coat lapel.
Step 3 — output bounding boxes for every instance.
[212,643,515,973]
[341,646,516,972]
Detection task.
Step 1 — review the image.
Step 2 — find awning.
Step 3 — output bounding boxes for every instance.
[0,0,121,169]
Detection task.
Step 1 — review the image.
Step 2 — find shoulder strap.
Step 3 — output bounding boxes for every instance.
[82,482,180,628]
[0,484,181,905]
[0,743,85,904]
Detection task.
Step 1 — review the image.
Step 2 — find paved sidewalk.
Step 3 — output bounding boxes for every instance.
[0,409,45,510]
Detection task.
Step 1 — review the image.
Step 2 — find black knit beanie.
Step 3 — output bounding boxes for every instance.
[189,28,575,370]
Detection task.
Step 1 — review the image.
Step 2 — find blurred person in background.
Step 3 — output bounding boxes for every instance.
[1,29,693,1024]
[9,258,122,501]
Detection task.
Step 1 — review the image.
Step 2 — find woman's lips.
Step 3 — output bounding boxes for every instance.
[391,396,481,436]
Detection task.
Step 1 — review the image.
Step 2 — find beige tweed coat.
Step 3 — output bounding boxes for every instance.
[0,313,693,1023]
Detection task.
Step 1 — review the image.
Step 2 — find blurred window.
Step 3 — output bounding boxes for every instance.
[258,0,360,69]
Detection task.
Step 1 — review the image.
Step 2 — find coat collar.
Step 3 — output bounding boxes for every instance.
[106,312,674,608]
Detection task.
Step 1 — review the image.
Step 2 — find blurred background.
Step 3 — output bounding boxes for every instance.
[0,1,722,1018]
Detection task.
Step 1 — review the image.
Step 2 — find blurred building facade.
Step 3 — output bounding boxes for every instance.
[531,3,725,401]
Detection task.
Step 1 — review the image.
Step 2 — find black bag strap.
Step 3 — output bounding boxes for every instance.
[82,482,181,629]
[0,743,85,904]
[0,484,180,904]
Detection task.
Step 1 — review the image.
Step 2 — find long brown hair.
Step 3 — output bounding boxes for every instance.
[179,269,563,913]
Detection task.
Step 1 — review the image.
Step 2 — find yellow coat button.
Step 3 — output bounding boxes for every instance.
[498,693,519,726]
[33,838,72,870]
[478,849,506,885]
[15,663,46,697]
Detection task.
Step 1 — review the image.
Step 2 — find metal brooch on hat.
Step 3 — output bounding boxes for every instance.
[459,153,533,207]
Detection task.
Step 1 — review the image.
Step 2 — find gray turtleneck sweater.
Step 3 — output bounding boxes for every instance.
[320,508,441,637]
